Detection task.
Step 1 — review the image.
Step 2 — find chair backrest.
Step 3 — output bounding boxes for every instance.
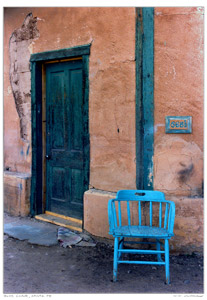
[108,190,175,235]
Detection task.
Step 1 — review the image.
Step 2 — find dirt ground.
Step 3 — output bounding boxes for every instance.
[4,233,204,295]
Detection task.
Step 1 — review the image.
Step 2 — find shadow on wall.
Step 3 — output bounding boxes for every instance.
[154,136,203,197]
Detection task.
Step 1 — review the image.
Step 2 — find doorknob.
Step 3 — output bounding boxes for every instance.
[45,154,51,160]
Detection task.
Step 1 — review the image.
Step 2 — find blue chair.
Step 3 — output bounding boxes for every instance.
[108,190,175,284]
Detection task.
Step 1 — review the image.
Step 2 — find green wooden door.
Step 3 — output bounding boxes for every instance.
[46,59,86,219]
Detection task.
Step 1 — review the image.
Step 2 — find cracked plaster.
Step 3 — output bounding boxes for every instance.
[9,13,39,142]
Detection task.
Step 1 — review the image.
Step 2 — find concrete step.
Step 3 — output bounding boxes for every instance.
[35,211,82,232]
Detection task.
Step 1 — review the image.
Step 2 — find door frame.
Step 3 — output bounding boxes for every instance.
[30,44,91,216]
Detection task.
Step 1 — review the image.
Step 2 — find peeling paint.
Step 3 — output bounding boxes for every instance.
[9,13,39,142]
[28,41,35,54]
[154,123,165,133]
[26,145,30,156]
[18,183,22,191]
[172,66,176,79]
[147,157,154,186]
[37,17,45,22]
[7,86,12,95]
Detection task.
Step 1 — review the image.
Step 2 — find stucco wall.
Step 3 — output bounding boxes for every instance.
[154,7,204,197]
[154,7,203,253]
[5,7,203,193]
[4,7,204,253]
[4,7,136,191]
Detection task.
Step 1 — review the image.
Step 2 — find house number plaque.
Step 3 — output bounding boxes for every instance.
[165,116,192,133]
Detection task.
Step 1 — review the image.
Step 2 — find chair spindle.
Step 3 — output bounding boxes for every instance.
[159,202,162,228]
[164,203,169,229]
[139,201,142,226]
[118,201,122,226]
[127,201,131,226]
[150,201,153,227]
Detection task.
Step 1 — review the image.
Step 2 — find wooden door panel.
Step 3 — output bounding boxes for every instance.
[50,72,65,149]
[51,167,66,201]
[46,60,85,219]
[71,168,84,206]
[70,69,83,151]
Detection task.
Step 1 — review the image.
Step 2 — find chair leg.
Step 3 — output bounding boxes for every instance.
[165,239,170,284]
[156,239,163,262]
[118,238,124,260]
[113,237,119,282]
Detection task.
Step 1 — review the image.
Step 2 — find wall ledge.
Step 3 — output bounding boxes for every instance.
[4,171,31,217]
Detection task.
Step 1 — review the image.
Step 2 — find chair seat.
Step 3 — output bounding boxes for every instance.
[113,225,173,238]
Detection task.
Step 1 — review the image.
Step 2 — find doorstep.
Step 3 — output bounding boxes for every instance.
[35,211,82,232]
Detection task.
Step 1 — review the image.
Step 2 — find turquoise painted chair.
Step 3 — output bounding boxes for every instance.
[108,190,175,284]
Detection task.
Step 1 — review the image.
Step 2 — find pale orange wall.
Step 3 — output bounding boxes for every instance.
[4,7,204,251]
[4,7,204,195]
[4,7,136,190]
[154,7,204,197]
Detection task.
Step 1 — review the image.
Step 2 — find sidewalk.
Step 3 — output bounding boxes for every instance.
[4,213,204,294]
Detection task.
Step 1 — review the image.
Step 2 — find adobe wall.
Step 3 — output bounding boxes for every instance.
[153,7,204,253]
[4,7,136,191]
[4,7,204,253]
[84,7,204,254]
[154,7,204,198]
